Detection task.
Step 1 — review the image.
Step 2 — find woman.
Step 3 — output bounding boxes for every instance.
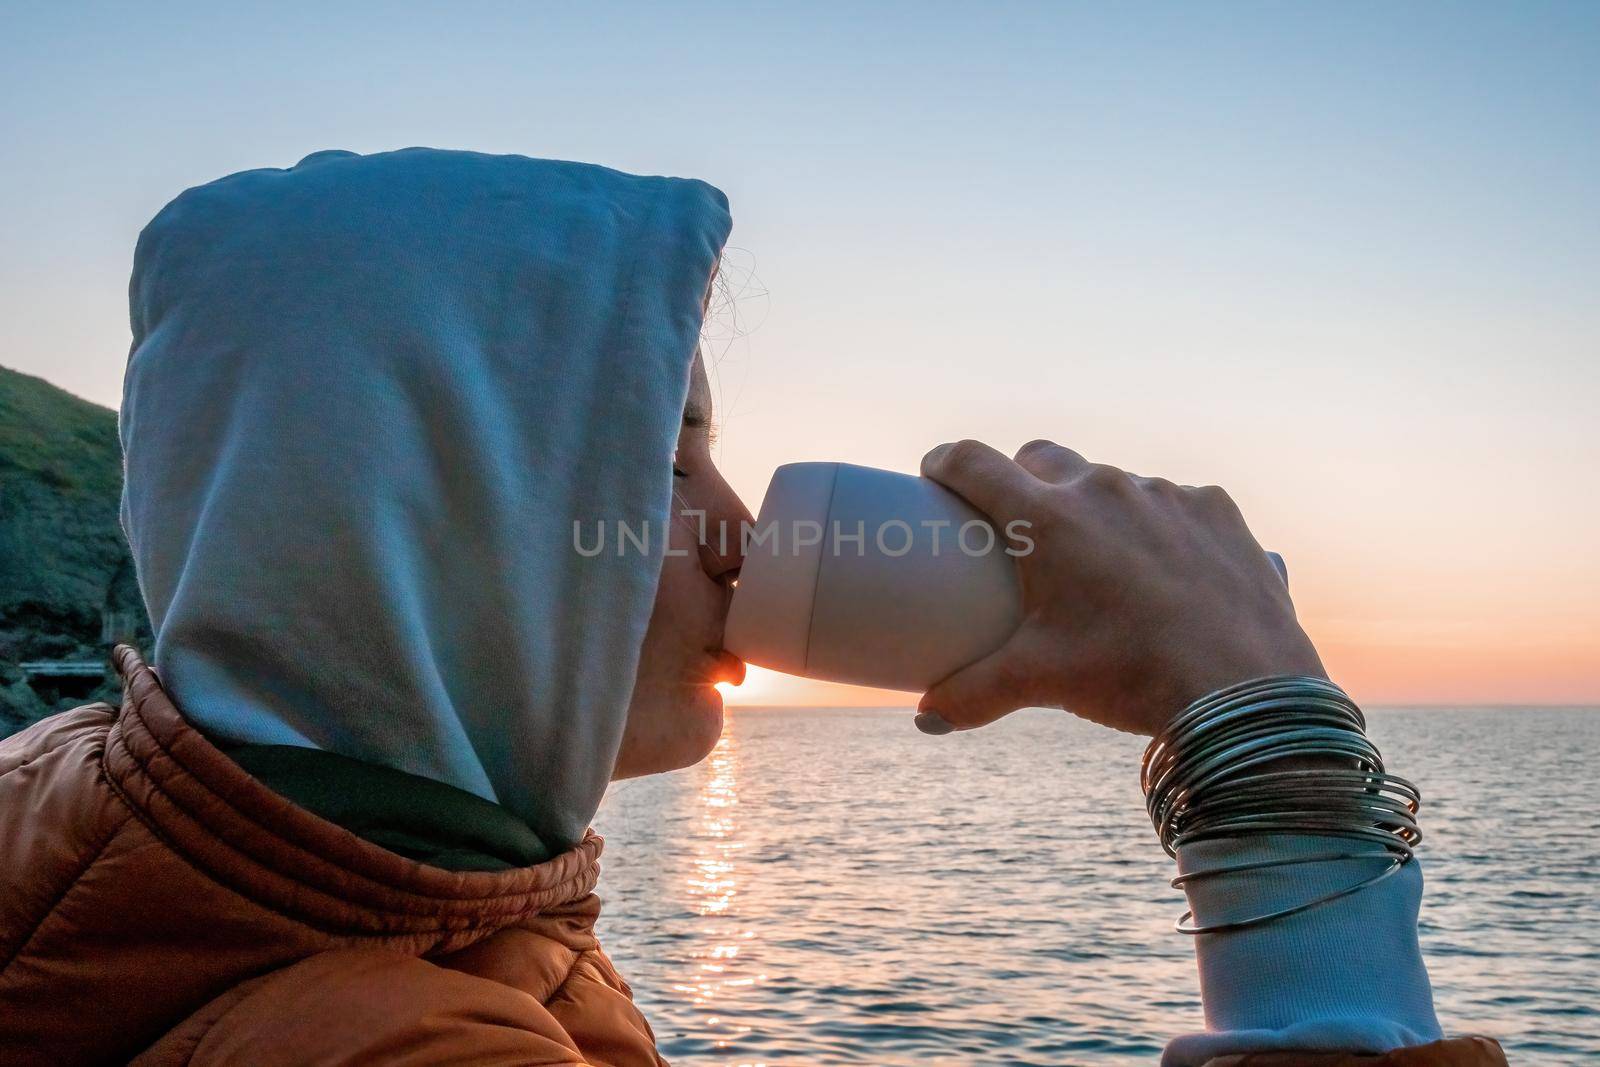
[0,149,1503,1065]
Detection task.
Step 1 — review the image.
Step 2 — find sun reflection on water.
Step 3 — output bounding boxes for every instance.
[680,723,768,1058]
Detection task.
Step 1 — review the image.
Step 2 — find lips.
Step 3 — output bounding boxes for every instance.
[708,648,746,686]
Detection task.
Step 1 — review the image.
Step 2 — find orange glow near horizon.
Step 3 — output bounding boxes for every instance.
[721,616,1598,710]
[720,665,919,708]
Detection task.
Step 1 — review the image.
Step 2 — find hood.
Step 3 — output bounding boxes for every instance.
[121,147,731,851]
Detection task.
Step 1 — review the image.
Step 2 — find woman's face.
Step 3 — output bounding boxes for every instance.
[612,350,751,780]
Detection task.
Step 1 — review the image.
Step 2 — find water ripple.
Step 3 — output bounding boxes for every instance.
[596,707,1599,1064]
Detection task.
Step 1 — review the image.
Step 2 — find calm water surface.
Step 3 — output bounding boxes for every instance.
[594,708,1599,1065]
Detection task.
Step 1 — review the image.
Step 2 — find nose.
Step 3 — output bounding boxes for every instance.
[699,479,751,588]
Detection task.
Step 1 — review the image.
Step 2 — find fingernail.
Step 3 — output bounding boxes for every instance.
[914,711,956,735]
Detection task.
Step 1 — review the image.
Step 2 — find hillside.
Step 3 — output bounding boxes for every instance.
[0,365,150,734]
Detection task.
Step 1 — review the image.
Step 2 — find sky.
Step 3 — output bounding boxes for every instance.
[2,2,1596,706]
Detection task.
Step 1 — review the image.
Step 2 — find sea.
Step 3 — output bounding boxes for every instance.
[593,706,1599,1066]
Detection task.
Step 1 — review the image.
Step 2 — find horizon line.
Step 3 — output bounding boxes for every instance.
[723,701,1600,712]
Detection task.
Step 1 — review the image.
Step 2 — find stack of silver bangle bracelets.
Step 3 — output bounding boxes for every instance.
[1140,675,1422,935]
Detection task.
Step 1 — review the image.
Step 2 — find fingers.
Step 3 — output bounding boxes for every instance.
[1012,438,1091,483]
[920,439,1041,526]
[914,632,1051,734]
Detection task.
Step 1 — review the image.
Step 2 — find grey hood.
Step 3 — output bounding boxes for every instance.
[121,147,731,850]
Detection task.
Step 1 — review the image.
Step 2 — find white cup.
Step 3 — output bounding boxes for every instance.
[725,461,1290,694]
[724,462,1025,692]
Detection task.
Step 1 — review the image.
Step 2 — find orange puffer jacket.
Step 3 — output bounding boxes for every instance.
[1,647,1507,1066]
[0,646,663,1066]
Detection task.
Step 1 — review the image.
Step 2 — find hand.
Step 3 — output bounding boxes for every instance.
[914,439,1327,737]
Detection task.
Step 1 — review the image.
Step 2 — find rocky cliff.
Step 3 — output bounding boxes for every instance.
[0,365,150,735]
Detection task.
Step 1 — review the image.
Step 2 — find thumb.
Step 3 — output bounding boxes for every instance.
[915,632,1050,734]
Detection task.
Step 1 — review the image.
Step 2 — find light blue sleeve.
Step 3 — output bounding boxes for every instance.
[1161,834,1443,1067]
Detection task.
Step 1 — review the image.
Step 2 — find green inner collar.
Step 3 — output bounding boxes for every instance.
[223,743,554,872]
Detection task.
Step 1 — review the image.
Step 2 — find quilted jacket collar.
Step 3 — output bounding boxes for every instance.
[103,644,603,936]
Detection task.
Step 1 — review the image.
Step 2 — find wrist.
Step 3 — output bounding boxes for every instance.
[1140,638,1328,737]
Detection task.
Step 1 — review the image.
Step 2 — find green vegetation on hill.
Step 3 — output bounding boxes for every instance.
[0,365,150,734]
